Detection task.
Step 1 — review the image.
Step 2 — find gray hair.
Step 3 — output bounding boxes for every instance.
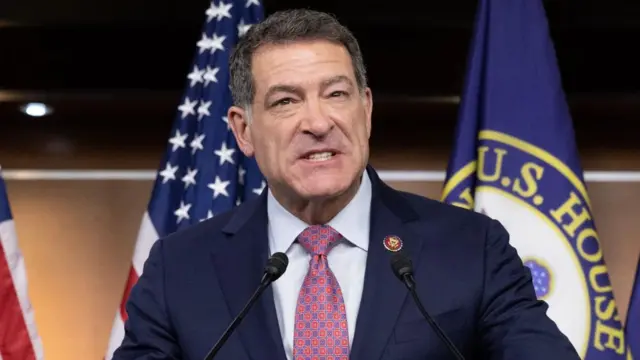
[228,9,368,115]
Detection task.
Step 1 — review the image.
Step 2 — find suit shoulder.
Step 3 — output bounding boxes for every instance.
[156,205,239,252]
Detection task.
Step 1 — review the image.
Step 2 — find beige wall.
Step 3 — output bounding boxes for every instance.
[4,165,639,360]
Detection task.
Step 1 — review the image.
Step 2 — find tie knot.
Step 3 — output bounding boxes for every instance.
[297,225,341,256]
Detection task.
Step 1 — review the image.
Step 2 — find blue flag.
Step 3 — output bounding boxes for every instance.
[441,0,629,358]
[148,0,265,236]
[105,1,265,357]
[626,256,639,358]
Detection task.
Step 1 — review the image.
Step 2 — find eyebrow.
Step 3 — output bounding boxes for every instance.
[320,75,354,89]
[263,75,355,103]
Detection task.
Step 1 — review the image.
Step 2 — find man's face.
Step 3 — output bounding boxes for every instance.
[230,40,373,202]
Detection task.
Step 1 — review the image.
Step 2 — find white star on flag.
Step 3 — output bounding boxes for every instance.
[190,133,206,154]
[253,180,266,195]
[187,66,205,87]
[214,142,236,165]
[178,98,198,119]
[197,33,212,53]
[208,176,231,198]
[206,1,233,22]
[181,168,198,188]
[208,34,226,54]
[204,66,220,86]
[174,201,192,223]
[197,101,212,120]
[201,210,215,222]
[168,130,187,152]
[159,163,178,183]
[237,19,252,37]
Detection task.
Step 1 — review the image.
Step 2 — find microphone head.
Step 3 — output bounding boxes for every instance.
[390,252,413,281]
[264,252,289,281]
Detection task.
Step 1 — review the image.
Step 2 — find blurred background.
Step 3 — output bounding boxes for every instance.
[1,0,639,358]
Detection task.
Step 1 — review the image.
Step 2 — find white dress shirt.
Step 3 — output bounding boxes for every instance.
[267,171,372,360]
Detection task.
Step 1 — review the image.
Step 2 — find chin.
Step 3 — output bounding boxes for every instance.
[296,175,357,200]
[302,187,346,200]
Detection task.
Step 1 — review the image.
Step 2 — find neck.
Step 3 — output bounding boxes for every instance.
[273,175,362,224]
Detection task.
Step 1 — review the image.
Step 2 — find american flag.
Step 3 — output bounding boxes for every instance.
[104,0,265,358]
[0,167,44,360]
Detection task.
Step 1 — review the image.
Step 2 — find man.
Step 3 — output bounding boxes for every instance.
[112,9,580,360]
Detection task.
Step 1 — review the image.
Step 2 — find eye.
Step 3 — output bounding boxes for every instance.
[272,97,294,107]
[329,91,347,97]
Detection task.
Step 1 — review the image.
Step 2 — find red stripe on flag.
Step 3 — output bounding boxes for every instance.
[0,239,36,360]
[120,266,139,321]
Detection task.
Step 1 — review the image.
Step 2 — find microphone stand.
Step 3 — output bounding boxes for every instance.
[203,278,271,359]
[400,273,466,360]
[203,250,288,360]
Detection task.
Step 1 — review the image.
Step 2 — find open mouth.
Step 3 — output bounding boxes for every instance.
[301,150,338,162]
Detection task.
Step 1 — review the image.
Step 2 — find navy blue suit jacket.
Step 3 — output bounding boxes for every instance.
[112,166,580,359]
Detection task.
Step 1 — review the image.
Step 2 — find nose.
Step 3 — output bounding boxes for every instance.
[300,101,334,137]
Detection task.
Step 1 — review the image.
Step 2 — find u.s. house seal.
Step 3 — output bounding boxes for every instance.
[442,130,627,358]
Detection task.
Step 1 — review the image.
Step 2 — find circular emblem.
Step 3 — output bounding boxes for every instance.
[383,235,403,252]
[440,130,627,359]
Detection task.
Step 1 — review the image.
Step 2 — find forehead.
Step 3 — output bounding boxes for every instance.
[250,40,356,91]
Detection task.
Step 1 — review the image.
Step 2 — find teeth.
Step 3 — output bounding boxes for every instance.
[307,152,333,161]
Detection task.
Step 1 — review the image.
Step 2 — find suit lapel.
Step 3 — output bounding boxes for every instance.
[349,167,426,360]
[211,192,287,360]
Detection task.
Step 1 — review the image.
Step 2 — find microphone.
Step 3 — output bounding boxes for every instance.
[390,252,466,360]
[203,252,289,360]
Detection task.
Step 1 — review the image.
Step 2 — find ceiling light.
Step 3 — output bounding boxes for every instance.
[20,102,53,117]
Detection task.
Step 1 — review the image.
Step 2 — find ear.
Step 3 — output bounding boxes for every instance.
[227,105,255,157]
[363,87,373,138]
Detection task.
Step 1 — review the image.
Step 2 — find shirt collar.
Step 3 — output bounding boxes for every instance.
[267,170,372,254]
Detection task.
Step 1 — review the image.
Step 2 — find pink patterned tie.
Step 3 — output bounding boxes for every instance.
[293,225,349,360]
